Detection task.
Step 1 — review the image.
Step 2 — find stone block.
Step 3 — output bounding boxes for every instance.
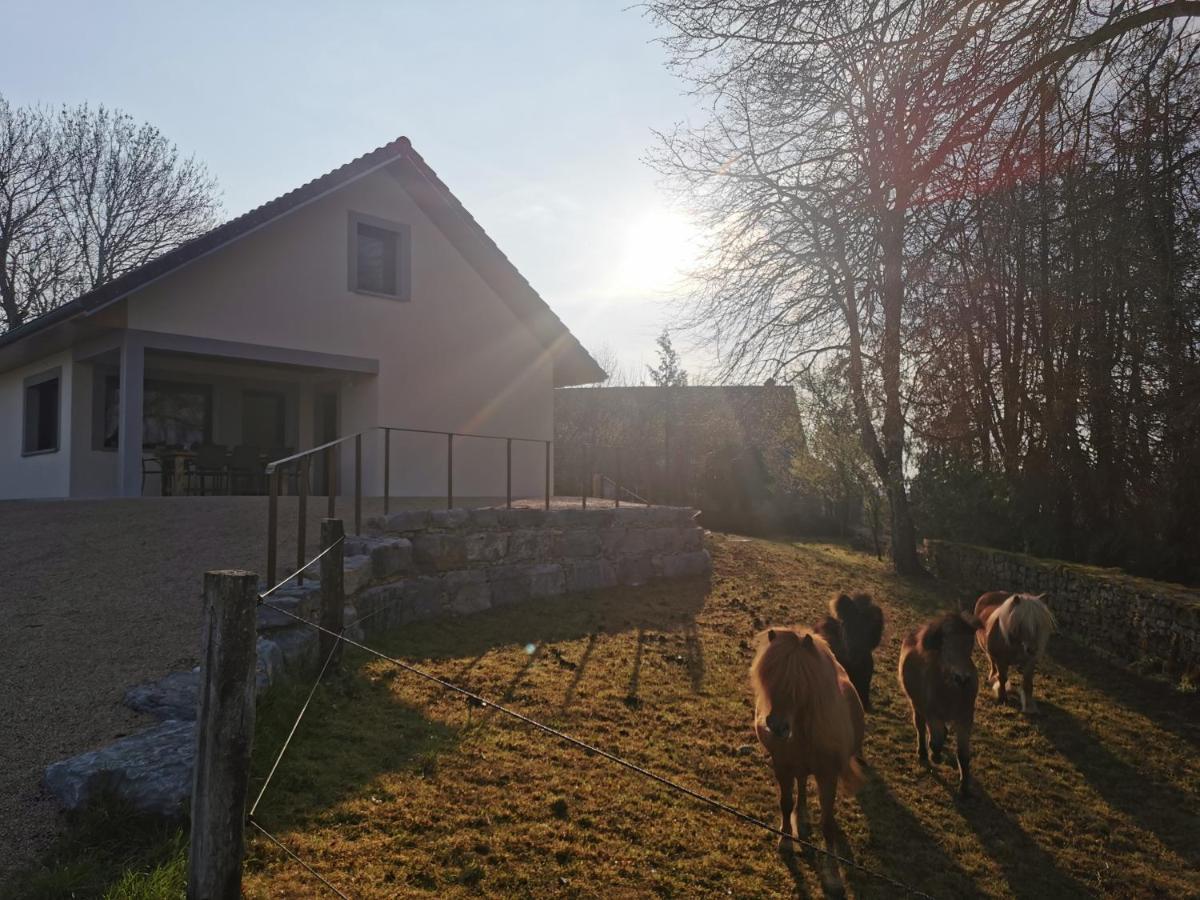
[413,533,467,570]
[468,508,500,529]
[371,538,413,579]
[384,509,431,532]
[257,637,283,694]
[124,671,200,722]
[343,554,373,595]
[528,563,566,599]
[466,531,509,563]
[498,508,546,528]
[618,555,656,587]
[355,583,407,632]
[44,720,196,818]
[272,626,319,674]
[445,569,491,615]
[558,529,600,558]
[656,550,713,578]
[566,559,618,593]
[508,528,553,561]
[431,508,470,529]
[489,565,532,608]
[678,527,704,552]
[620,529,652,556]
[404,576,447,621]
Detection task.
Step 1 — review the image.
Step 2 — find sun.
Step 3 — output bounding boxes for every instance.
[611,205,702,297]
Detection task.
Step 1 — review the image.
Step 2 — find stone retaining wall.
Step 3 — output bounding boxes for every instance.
[925,539,1200,680]
[44,506,710,817]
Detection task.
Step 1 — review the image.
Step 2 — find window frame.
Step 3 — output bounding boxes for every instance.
[347,211,411,301]
[22,367,62,456]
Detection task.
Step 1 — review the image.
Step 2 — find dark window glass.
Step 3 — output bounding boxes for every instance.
[103,377,212,449]
[356,223,397,294]
[23,377,59,453]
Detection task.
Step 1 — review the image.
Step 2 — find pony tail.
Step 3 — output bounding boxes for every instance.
[839,755,866,796]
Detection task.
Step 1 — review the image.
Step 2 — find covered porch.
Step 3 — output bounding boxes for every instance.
[70,330,378,497]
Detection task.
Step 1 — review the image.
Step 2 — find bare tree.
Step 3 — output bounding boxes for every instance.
[0,96,220,332]
[647,0,1200,574]
[55,104,219,292]
[0,99,67,330]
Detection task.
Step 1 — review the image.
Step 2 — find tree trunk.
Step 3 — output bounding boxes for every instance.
[880,203,924,575]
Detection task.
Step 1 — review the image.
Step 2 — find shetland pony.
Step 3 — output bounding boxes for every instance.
[814,592,885,712]
[898,612,981,799]
[751,627,865,895]
[975,591,1055,713]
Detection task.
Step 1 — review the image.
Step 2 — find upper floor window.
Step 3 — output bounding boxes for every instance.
[23,368,61,455]
[348,212,411,299]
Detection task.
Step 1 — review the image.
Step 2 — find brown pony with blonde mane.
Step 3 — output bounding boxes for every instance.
[975,591,1056,713]
[751,627,865,895]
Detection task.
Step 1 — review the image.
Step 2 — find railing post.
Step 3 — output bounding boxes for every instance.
[447,433,454,509]
[544,440,551,510]
[506,438,512,509]
[319,519,345,668]
[189,569,258,900]
[326,445,336,519]
[354,434,362,537]
[297,458,309,586]
[267,470,279,587]
[383,428,391,517]
[615,447,622,509]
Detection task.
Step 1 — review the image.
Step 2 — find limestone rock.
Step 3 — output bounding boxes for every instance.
[43,720,196,818]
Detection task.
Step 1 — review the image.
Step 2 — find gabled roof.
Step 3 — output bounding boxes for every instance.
[0,136,606,387]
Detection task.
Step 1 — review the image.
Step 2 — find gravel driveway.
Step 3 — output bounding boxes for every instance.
[0,494,513,875]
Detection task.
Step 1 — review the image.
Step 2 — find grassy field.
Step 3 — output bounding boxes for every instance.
[7,535,1199,898]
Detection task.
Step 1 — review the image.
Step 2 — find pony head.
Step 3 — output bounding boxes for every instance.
[750,627,837,742]
[920,611,982,689]
[998,593,1055,659]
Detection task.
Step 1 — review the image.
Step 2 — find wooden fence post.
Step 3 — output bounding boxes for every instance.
[189,570,259,900]
[320,519,346,667]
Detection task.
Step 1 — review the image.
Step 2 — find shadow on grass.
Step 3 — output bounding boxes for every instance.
[1035,700,1199,870]
[948,777,1090,900]
[852,775,976,899]
[248,658,459,837]
[1050,637,1200,752]
[0,791,186,900]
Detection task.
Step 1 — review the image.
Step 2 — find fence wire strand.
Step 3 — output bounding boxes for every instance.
[258,536,346,602]
[250,634,343,817]
[249,817,352,899]
[254,600,935,899]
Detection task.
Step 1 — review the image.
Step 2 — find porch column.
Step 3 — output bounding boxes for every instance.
[117,332,145,497]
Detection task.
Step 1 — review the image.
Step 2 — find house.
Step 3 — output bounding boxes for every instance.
[554,384,823,532]
[0,137,605,500]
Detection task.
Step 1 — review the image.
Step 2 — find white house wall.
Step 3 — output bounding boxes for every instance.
[125,169,554,499]
[0,350,73,498]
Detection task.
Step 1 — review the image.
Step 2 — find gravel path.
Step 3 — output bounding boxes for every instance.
[1,494,582,875]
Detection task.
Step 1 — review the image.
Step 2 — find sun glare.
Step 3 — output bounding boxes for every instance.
[611,206,702,297]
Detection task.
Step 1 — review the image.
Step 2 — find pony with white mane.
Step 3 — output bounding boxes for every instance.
[974,591,1056,713]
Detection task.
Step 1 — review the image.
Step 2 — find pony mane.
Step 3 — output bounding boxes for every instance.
[750,628,849,747]
[830,592,884,650]
[996,593,1055,654]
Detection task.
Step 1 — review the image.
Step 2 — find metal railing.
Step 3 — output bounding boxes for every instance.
[262,425,556,588]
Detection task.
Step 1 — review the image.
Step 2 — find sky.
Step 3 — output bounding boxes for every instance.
[0,0,712,383]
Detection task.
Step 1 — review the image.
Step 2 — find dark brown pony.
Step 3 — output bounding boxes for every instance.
[751,627,865,895]
[975,591,1055,713]
[898,612,981,799]
[814,592,885,712]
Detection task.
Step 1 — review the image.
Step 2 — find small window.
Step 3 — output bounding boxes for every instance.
[23,370,60,454]
[348,212,410,299]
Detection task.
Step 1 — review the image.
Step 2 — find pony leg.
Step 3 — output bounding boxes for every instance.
[911,709,928,765]
[816,773,846,897]
[955,723,973,799]
[774,764,796,854]
[928,719,947,765]
[1021,661,1038,713]
[794,774,812,842]
[992,662,1009,705]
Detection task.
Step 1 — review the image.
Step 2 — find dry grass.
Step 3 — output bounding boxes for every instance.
[238,536,1200,899]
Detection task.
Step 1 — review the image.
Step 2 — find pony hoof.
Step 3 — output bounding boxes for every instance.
[777,835,796,855]
[820,873,847,898]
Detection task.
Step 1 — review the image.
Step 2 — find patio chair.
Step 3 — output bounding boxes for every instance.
[188,444,229,495]
[142,449,164,495]
[229,444,266,494]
